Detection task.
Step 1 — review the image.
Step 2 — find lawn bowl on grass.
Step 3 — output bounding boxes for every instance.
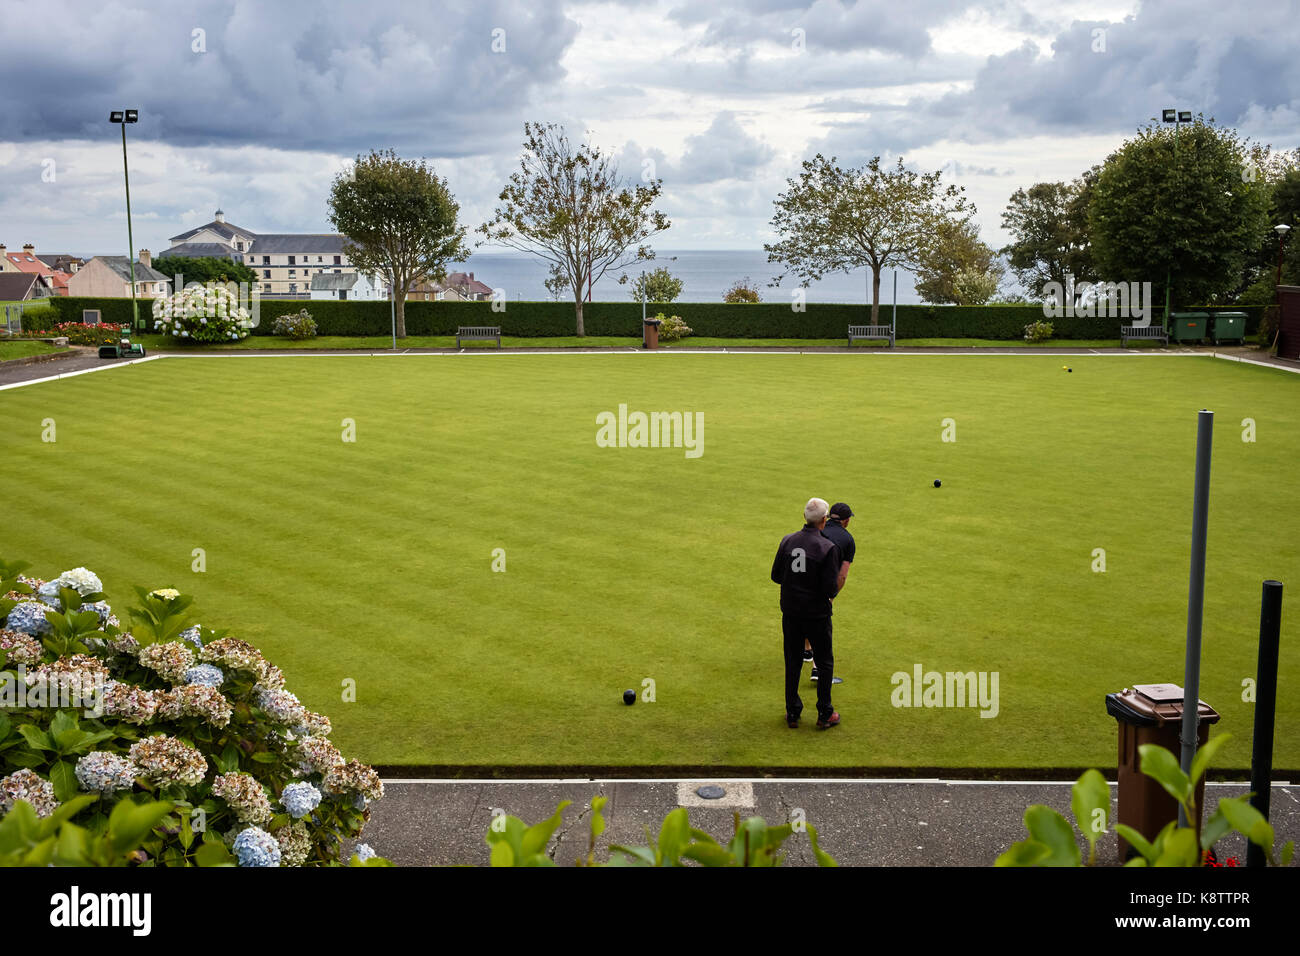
[1,353,1296,774]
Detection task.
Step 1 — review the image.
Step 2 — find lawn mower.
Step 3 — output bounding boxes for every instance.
[99,324,146,359]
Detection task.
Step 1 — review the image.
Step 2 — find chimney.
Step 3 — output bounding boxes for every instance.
[0,244,6,257]
[469,272,474,281]
[214,209,225,224]
[138,249,151,269]
[23,243,34,255]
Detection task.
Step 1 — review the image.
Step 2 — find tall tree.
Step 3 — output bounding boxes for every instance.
[765,154,972,323]
[479,122,670,336]
[328,149,468,339]
[914,219,1004,304]
[1088,117,1271,309]
[152,255,256,287]
[624,265,683,303]
[999,173,1096,302]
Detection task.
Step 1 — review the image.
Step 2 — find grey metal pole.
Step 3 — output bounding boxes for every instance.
[892,270,898,325]
[121,121,139,331]
[1178,408,1213,828]
[390,277,396,351]
[1246,580,1283,867]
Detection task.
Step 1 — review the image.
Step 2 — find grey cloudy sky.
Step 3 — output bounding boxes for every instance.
[1,0,1297,256]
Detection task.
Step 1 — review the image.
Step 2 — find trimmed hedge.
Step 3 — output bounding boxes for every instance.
[32,296,1266,340]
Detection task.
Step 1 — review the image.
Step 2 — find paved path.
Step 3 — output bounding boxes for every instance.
[359,778,1300,866]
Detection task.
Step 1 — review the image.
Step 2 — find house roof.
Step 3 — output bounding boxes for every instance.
[35,254,84,270]
[250,234,348,254]
[310,272,360,291]
[92,256,171,284]
[0,272,46,300]
[169,219,258,243]
[445,272,494,296]
[157,243,242,260]
[5,253,71,292]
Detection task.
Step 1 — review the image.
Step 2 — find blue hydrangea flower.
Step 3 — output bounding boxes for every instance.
[36,581,62,608]
[184,664,225,687]
[355,844,376,862]
[233,827,282,867]
[178,626,203,650]
[5,601,53,636]
[281,781,322,819]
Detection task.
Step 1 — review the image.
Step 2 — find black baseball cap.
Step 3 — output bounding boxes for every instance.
[829,502,853,519]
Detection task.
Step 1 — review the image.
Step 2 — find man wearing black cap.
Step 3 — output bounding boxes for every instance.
[804,502,855,681]
[772,497,842,729]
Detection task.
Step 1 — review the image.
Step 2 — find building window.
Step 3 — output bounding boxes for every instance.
[263,270,271,279]
[333,256,341,265]
[317,256,323,263]
[263,283,271,292]
[289,283,297,294]
[334,269,341,274]
[288,256,295,265]
[262,256,270,265]
[289,270,296,278]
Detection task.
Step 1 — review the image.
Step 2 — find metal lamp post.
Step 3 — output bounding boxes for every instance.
[1161,109,1192,328]
[109,110,140,331]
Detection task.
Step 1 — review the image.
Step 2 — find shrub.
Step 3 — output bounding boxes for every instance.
[655,312,692,342]
[273,309,318,341]
[152,283,254,342]
[23,322,122,346]
[0,557,388,867]
[1023,319,1054,343]
[722,277,763,303]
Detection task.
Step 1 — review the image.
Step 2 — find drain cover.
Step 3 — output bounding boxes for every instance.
[696,785,726,800]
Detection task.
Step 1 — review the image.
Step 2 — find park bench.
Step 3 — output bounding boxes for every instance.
[847,323,895,349]
[456,326,501,349]
[1120,323,1168,347]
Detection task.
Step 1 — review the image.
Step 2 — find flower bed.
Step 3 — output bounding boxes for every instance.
[0,559,386,867]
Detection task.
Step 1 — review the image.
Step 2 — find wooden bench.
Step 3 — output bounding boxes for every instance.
[848,323,895,349]
[1120,323,1168,347]
[456,326,501,349]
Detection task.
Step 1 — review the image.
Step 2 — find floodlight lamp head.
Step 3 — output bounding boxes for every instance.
[1162,109,1176,123]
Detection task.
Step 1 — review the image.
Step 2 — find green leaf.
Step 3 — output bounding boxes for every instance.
[1218,794,1268,843]
[806,824,838,867]
[607,844,656,866]
[588,795,607,842]
[655,807,691,865]
[49,759,78,802]
[1138,744,1192,809]
[1280,841,1294,867]
[1022,805,1081,866]
[54,823,92,866]
[1200,805,1233,851]
[17,724,53,752]
[1071,768,1110,860]
[107,800,174,856]
[995,839,1052,867]
[680,842,737,866]
[194,841,235,866]
[1247,819,1275,855]
[1154,826,1199,867]
[1189,732,1231,786]
[489,840,515,867]
[520,800,571,857]
[1115,824,1158,863]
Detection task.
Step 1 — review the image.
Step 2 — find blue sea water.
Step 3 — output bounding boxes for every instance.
[453,249,922,305]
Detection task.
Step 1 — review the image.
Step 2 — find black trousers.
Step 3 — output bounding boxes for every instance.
[782,613,833,721]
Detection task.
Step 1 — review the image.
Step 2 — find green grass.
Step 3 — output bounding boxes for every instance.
[2,354,1296,771]
[0,340,67,361]
[135,333,1198,351]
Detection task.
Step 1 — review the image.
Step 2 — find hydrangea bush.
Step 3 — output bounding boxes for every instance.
[0,558,387,867]
[272,309,317,341]
[152,283,254,343]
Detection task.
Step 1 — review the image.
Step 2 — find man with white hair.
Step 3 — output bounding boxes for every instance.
[770,497,842,729]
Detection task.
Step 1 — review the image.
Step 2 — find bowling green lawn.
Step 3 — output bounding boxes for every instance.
[2,352,1297,773]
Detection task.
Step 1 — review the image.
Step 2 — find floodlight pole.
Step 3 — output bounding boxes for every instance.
[390,274,396,350]
[114,113,140,332]
[1178,408,1213,828]
[1162,111,1185,329]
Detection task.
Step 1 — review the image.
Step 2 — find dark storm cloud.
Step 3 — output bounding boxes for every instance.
[809,1,1300,165]
[0,0,579,156]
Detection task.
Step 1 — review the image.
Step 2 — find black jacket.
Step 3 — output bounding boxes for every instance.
[771,523,841,618]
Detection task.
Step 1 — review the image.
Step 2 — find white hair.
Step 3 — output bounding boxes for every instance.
[803,497,829,523]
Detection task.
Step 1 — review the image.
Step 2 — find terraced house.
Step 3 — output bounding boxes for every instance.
[160,209,383,298]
